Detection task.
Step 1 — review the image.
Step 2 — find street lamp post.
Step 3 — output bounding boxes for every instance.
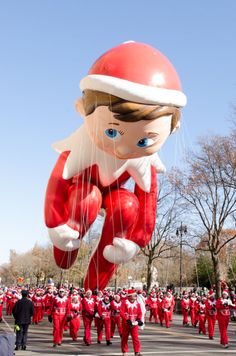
[176,222,187,293]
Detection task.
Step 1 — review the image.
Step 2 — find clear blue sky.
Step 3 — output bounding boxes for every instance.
[0,1,236,264]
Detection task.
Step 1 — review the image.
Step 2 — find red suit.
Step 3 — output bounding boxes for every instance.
[161,296,172,328]
[147,295,159,323]
[97,299,112,343]
[49,295,70,345]
[110,299,122,337]
[6,291,18,315]
[5,291,13,315]
[194,298,201,326]
[120,298,142,354]
[196,301,206,335]
[189,296,197,326]
[216,297,232,346]
[69,300,82,341]
[32,294,44,324]
[181,297,190,325]
[81,296,95,345]
[44,292,54,316]
[157,296,164,325]
[206,298,217,339]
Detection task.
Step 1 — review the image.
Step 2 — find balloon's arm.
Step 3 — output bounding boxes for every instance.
[127,166,157,248]
[44,151,72,228]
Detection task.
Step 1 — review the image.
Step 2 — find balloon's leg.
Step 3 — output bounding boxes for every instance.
[84,188,140,290]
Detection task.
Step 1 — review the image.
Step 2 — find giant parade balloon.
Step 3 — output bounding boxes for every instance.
[44,41,187,290]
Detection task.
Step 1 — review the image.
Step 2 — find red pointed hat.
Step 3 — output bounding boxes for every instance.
[127,289,137,296]
[80,41,187,108]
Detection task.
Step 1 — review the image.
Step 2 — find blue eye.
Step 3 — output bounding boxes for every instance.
[137,138,154,148]
[105,128,117,138]
[137,138,148,147]
[105,128,118,138]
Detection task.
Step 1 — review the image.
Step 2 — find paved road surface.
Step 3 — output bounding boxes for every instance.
[2,313,236,355]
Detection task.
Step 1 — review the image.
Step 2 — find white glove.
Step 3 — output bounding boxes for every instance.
[48,224,80,251]
[103,238,140,264]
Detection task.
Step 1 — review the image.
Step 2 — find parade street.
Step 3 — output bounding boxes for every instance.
[4,313,236,356]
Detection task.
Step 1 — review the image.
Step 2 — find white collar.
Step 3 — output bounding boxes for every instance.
[126,299,138,309]
[55,295,67,303]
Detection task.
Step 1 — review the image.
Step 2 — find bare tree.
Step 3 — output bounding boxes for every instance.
[141,175,182,291]
[172,135,236,297]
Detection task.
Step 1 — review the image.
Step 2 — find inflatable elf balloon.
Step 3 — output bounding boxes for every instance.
[44,41,187,290]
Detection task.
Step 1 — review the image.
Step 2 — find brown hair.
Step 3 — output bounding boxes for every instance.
[82,90,180,133]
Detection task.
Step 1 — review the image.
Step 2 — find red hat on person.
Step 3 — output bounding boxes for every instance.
[80,41,187,108]
[127,289,137,296]
[222,290,229,296]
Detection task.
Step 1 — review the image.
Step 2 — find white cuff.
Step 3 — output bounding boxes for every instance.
[103,237,140,264]
[48,224,80,252]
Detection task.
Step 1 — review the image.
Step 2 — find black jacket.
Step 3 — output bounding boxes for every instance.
[12,297,34,324]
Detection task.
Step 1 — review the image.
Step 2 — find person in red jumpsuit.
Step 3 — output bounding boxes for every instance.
[81,289,95,346]
[48,287,70,347]
[120,289,143,356]
[93,290,103,330]
[32,289,44,324]
[161,291,172,328]
[44,287,54,317]
[196,296,207,335]
[5,289,13,315]
[44,41,187,291]
[147,291,159,323]
[8,289,18,315]
[157,292,164,326]
[216,290,235,348]
[97,294,112,345]
[68,293,82,341]
[180,292,190,326]
[189,292,197,327]
[110,294,122,338]
[206,291,217,339]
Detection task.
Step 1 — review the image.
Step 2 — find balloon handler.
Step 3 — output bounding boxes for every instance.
[44,41,187,290]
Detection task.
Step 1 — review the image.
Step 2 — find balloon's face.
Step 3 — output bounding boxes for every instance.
[84,106,172,160]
